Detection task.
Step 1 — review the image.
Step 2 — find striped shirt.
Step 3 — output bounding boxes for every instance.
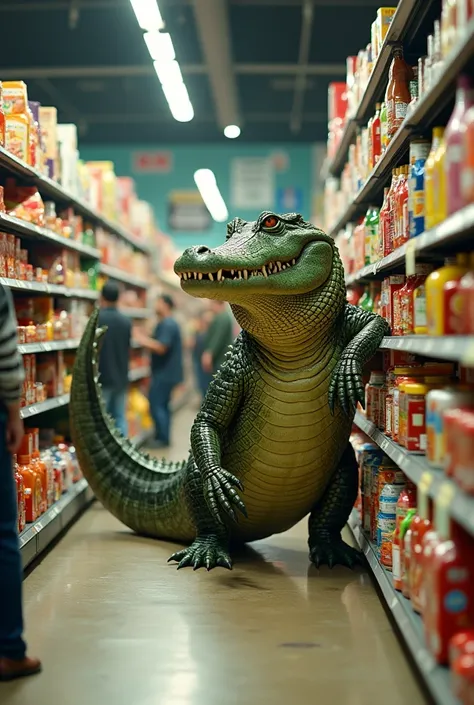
[0,284,24,404]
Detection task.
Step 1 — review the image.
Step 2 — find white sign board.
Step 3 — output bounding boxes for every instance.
[231,157,274,210]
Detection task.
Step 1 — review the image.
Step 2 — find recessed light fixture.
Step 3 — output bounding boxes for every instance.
[130,0,164,31]
[224,125,241,139]
[194,169,229,222]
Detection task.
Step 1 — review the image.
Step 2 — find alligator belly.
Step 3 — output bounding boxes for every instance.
[223,405,352,543]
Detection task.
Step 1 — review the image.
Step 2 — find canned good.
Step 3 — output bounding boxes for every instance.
[379,482,405,514]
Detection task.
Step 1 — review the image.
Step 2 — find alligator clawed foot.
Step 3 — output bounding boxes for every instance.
[168,536,232,571]
[309,538,363,570]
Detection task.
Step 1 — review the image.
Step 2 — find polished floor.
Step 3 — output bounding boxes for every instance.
[2,405,427,705]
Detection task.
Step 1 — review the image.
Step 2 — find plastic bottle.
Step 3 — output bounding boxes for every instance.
[400,264,433,335]
[409,487,432,613]
[378,187,390,260]
[461,96,474,204]
[433,133,448,227]
[380,101,388,151]
[444,253,474,334]
[426,385,474,468]
[399,165,409,246]
[459,253,474,334]
[13,454,26,533]
[424,127,445,230]
[17,435,41,523]
[446,75,474,215]
[30,428,48,513]
[408,138,431,238]
[392,168,403,249]
[392,484,417,590]
[426,254,470,335]
[385,46,414,139]
[384,169,398,255]
[371,103,382,167]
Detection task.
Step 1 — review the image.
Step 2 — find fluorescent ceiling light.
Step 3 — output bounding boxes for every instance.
[194,169,228,223]
[224,125,241,139]
[130,0,164,31]
[162,85,194,122]
[153,59,183,87]
[144,31,175,63]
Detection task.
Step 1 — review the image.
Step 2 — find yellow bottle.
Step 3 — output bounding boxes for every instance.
[424,127,445,230]
[432,134,447,226]
[425,253,470,335]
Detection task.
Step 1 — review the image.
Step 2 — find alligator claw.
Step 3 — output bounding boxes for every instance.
[309,538,363,569]
[328,355,363,418]
[168,536,232,571]
[204,468,247,524]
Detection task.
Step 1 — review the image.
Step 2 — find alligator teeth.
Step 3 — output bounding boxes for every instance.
[243,269,248,280]
[198,272,203,280]
[182,272,187,280]
[193,272,198,279]
[238,271,242,279]
[292,258,296,265]
[231,269,234,275]
[277,261,282,271]
[208,272,214,281]
[217,269,223,281]
[261,265,268,278]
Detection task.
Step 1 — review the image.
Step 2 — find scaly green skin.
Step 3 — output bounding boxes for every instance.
[70,212,389,571]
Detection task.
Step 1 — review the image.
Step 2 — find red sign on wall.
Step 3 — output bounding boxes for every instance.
[132,151,173,173]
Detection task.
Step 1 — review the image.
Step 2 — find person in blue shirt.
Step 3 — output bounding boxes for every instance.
[97,281,131,437]
[134,294,183,449]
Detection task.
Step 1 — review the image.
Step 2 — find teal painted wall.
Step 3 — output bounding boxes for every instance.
[81,143,313,250]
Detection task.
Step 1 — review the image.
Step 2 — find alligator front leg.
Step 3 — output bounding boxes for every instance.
[168,342,248,570]
[329,304,390,416]
[308,442,361,569]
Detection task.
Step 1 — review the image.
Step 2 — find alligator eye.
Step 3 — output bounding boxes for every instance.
[263,215,279,229]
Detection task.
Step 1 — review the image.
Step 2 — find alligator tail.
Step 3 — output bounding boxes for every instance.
[70,308,195,542]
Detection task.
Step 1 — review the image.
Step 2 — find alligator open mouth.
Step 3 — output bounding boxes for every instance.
[177,257,298,282]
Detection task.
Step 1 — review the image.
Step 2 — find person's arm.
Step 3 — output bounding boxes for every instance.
[0,286,25,452]
[133,319,172,356]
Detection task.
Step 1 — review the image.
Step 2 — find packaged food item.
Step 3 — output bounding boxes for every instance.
[365,370,385,424]
[426,254,470,335]
[29,428,48,513]
[409,488,432,613]
[453,410,474,494]
[444,407,470,477]
[452,653,474,705]
[392,367,424,443]
[380,101,388,151]
[400,508,417,597]
[360,447,384,532]
[450,631,474,667]
[376,8,397,48]
[5,113,30,163]
[408,138,431,237]
[385,46,414,139]
[425,127,445,230]
[443,254,474,334]
[0,83,5,148]
[426,386,474,468]
[403,383,428,453]
[400,264,433,335]
[17,434,41,523]
[2,81,28,115]
[39,106,58,180]
[392,483,417,590]
[13,454,26,533]
[378,479,406,569]
[446,75,474,215]
[370,103,382,168]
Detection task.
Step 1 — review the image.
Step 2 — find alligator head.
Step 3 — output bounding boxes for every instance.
[174,212,346,351]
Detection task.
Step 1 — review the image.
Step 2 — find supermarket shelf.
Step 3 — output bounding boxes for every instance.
[18,339,80,354]
[100,263,148,290]
[20,478,94,569]
[0,276,99,300]
[327,17,474,236]
[0,146,150,255]
[380,335,474,364]
[345,203,474,285]
[129,366,150,382]
[20,393,70,419]
[348,512,455,705]
[354,410,474,538]
[0,213,100,259]
[324,0,426,177]
[121,307,152,320]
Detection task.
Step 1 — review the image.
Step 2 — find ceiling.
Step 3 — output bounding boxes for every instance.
[0,0,386,144]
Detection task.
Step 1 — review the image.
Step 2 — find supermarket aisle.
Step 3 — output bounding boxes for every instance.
[2,409,425,705]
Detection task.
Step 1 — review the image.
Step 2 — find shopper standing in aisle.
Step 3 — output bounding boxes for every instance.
[192,309,213,400]
[134,294,183,449]
[0,283,41,681]
[97,281,131,437]
[201,300,235,377]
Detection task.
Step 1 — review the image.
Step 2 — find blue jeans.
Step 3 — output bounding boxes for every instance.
[102,388,128,437]
[149,377,175,445]
[0,414,27,660]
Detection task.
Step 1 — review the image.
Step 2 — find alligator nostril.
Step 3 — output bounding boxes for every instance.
[196,245,211,255]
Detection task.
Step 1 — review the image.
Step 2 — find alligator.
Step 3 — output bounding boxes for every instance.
[70,211,389,571]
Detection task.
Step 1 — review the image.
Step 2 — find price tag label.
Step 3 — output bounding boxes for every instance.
[405,239,416,276]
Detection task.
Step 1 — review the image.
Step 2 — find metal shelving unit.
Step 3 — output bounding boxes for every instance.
[20,478,94,569]
[327,18,474,238]
[345,204,474,285]
[348,512,455,705]
[129,366,151,382]
[0,146,149,254]
[0,276,99,300]
[354,411,474,538]
[18,339,80,355]
[100,263,148,290]
[0,212,100,260]
[380,335,474,365]
[20,393,70,420]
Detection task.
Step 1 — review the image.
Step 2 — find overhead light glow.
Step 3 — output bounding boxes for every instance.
[130,0,164,30]
[153,59,183,87]
[161,82,194,122]
[144,31,175,63]
[224,124,241,139]
[194,169,229,223]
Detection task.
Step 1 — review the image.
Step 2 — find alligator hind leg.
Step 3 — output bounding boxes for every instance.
[308,442,362,569]
[168,461,232,571]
